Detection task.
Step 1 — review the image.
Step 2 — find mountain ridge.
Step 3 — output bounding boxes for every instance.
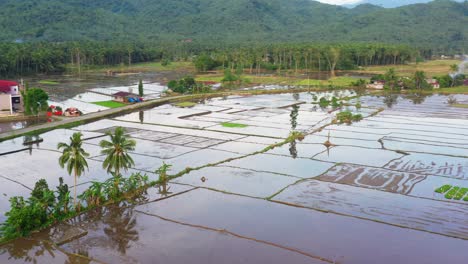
[0,0,466,51]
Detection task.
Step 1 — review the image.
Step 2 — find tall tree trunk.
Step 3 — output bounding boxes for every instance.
[74,170,77,209]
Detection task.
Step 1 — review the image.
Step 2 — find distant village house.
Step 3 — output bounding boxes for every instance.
[112,91,142,103]
[0,80,23,115]
[366,80,385,90]
[426,79,440,89]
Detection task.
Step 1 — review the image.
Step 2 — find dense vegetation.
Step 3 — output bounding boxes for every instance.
[0,0,466,51]
[0,42,419,76]
[0,127,167,242]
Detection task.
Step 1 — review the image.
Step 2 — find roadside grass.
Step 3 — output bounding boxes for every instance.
[221,122,248,128]
[92,101,126,108]
[174,101,197,108]
[38,80,59,85]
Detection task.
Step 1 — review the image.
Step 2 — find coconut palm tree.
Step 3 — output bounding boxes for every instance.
[58,132,89,209]
[99,127,136,177]
[414,71,427,90]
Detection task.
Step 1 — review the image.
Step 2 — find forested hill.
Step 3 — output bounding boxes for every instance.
[0,0,466,51]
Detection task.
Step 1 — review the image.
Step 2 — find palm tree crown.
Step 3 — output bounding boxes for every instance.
[99,127,136,176]
[58,132,89,208]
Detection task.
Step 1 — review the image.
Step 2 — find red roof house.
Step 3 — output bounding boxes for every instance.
[0,80,19,94]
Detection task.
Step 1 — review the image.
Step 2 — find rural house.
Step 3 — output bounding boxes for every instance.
[0,80,23,115]
[112,91,140,103]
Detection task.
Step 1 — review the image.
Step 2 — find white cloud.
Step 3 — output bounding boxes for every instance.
[314,0,362,5]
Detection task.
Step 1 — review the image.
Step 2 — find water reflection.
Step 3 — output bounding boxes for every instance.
[102,206,139,254]
[139,111,144,124]
[406,93,430,105]
[289,105,300,158]
[383,93,399,108]
[158,182,172,196]
[292,93,300,101]
[0,238,84,263]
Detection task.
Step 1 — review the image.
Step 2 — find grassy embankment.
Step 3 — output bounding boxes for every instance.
[92,101,126,108]
[356,59,460,77]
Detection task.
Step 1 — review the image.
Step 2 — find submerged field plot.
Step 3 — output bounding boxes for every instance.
[1,92,468,263]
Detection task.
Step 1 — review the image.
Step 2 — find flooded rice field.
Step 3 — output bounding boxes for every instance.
[1,91,468,263]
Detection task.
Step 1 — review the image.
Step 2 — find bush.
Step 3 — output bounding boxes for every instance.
[336,111,363,124]
[0,197,49,240]
[161,58,171,66]
[0,178,59,241]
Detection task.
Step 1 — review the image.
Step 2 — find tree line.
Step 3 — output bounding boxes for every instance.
[0,41,421,76]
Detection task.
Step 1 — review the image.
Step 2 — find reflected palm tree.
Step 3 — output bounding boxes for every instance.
[289,140,298,159]
[1,238,55,263]
[383,93,398,108]
[407,93,429,105]
[292,93,300,101]
[103,207,139,254]
[158,182,172,196]
[139,111,144,124]
[290,105,299,130]
[289,104,300,158]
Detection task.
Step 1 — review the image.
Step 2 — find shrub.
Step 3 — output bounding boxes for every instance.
[336,111,363,124]
[318,97,330,108]
[0,197,49,240]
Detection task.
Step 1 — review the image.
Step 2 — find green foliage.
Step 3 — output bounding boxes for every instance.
[0,178,67,241]
[1,169,151,242]
[0,0,465,53]
[155,162,172,183]
[221,122,248,128]
[138,79,144,97]
[434,184,468,201]
[194,54,218,72]
[318,97,342,108]
[221,69,241,85]
[92,101,126,108]
[435,75,454,88]
[161,58,171,66]
[99,127,136,176]
[23,88,49,115]
[351,79,367,89]
[175,101,197,108]
[168,76,210,94]
[79,172,149,208]
[336,111,363,124]
[57,132,89,209]
[319,97,330,108]
[445,186,460,199]
[0,197,49,240]
[435,185,452,193]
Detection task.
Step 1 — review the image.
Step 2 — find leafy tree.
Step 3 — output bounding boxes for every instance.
[23,88,48,115]
[414,71,428,90]
[99,127,136,177]
[58,132,89,209]
[194,54,217,72]
[450,64,459,73]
